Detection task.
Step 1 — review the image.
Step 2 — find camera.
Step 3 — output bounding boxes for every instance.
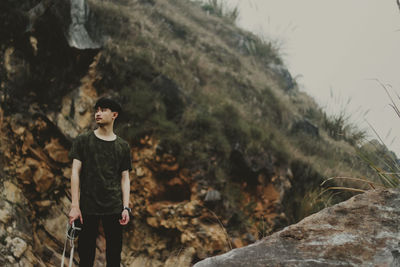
[67,219,82,240]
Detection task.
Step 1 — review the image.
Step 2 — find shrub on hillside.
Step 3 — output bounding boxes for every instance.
[200,0,239,24]
[322,111,366,146]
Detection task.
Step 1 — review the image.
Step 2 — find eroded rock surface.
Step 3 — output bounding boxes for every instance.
[0,97,293,266]
[194,188,400,267]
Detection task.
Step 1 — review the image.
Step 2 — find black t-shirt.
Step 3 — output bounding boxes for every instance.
[69,131,132,215]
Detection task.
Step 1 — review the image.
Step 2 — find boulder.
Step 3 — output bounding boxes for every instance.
[44,138,69,163]
[292,119,319,137]
[269,63,296,92]
[32,164,55,193]
[194,188,400,267]
[8,237,28,259]
[0,201,13,224]
[3,181,26,204]
[67,0,101,49]
[204,189,221,202]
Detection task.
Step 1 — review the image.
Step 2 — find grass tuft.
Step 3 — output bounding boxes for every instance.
[200,0,239,24]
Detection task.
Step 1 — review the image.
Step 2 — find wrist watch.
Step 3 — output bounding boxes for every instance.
[123,206,131,213]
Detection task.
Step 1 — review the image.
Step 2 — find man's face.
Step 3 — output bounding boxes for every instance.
[94,107,118,126]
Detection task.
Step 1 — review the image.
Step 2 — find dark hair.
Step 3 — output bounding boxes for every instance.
[94,97,122,113]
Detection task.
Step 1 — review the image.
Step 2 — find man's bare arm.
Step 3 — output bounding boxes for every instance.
[119,170,130,225]
[69,159,83,224]
[121,170,130,207]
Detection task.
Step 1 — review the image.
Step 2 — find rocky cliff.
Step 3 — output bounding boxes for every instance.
[0,0,386,266]
[0,88,293,266]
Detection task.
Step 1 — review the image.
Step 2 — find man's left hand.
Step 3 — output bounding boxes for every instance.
[119,209,130,225]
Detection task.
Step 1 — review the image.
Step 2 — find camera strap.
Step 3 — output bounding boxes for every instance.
[61,221,81,267]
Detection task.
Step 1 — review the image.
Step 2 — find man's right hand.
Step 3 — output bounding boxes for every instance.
[69,206,83,225]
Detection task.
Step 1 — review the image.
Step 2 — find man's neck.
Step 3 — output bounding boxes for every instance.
[94,125,116,141]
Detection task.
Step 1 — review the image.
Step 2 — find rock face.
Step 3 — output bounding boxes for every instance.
[0,95,292,266]
[0,102,293,266]
[67,0,101,49]
[194,188,400,267]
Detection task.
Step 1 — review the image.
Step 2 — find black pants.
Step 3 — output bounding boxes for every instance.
[78,214,122,267]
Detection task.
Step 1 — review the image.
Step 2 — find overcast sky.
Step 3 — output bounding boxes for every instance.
[225,0,400,155]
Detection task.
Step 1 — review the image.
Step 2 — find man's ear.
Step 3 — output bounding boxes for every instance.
[112,112,119,120]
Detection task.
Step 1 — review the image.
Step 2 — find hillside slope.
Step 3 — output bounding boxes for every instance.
[0,0,387,266]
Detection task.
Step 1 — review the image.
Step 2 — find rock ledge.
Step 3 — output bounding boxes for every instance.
[195,188,400,267]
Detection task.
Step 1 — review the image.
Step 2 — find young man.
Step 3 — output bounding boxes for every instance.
[68,97,132,267]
